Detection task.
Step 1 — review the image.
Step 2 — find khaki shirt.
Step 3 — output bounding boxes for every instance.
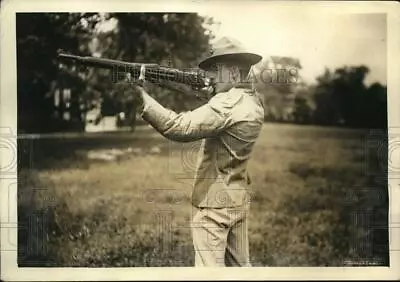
[140,87,264,208]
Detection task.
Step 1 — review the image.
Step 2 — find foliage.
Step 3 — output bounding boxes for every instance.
[255,60,387,129]
[301,66,387,128]
[16,13,214,133]
[86,13,214,120]
[16,13,101,133]
[254,56,301,122]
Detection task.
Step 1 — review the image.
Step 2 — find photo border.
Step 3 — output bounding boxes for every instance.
[1,0,399,280]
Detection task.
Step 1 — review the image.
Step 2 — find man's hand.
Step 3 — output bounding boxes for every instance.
[123,72,146,112]
[124,71,215,113]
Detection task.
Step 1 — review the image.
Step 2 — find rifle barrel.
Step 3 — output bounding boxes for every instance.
[57,53,207,88]
[58,53,159,69]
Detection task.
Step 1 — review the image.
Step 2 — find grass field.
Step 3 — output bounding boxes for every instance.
[17,123,389,266]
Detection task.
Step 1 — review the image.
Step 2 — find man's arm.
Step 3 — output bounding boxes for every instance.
[134,86,230,142]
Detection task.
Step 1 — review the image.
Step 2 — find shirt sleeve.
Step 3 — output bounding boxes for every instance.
[139,91,232,142]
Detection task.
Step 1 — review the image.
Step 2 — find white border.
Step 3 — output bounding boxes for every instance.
[1,0,399,280]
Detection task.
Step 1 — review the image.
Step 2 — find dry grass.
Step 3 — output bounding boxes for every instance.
[17,123,389,266]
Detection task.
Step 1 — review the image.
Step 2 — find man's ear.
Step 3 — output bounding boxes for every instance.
[227,65,241,84]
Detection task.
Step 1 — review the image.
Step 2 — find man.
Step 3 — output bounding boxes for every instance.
[133,37,264,266]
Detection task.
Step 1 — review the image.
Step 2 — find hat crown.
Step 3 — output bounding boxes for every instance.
[199,36,262,69]
[211,36,247,57]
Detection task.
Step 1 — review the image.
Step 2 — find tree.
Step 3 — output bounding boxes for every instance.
[313,68,340,126]
[312,65,387,128]
[254,56,302,121]
[363,82,387,128]
[17,13,100,133]
[17,13,215,133]
[293,95,313,124]
[81,13,215,130]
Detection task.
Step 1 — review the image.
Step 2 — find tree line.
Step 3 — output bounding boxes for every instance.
[255,58,387,129]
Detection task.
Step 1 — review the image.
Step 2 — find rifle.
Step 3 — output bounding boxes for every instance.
[57,52,215,98]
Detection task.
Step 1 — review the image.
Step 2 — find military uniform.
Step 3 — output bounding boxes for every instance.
[139,86,264,266]
[137,36,263,266]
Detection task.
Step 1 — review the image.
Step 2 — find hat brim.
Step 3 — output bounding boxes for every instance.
[199,52,262,70]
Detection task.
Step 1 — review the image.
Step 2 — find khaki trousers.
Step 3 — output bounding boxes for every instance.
[191,205,251,267]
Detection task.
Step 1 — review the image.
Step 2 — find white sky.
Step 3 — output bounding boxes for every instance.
[201,11,386,86]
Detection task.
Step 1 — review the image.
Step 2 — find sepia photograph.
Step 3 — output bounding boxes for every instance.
[1,0,399,280]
